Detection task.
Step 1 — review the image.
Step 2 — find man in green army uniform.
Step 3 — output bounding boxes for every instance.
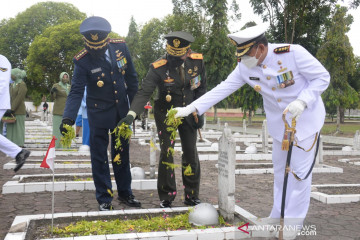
[118,31,207,208]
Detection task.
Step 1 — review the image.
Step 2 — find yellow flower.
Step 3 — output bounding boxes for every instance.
[113,154,121,165]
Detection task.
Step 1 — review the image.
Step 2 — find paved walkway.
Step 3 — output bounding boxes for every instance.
[0,122,360,239]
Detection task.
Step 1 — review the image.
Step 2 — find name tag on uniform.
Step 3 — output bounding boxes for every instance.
[249,77,260,81]
[91,68,102,73]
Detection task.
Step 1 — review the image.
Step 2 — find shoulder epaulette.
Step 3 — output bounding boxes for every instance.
[74,49,88,60]
[274,45,290,54]
[152,59,167,69]
[110,38,126,43]
[189,53,203,60]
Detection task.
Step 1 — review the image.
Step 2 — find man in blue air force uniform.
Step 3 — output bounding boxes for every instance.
[60,16,141,211]
[174,25,330,239]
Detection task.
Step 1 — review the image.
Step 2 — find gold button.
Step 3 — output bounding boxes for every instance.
[115,91,117,94]
[183,102,185,106]
[267,76,271,80]
[272,87,276,91]
[116,100,119,103]
[113,81,116,84]
[277,98,282,102]
[101,73,105,77]
[95,104,97,107]
[183,95,186,98]
[278,60,282,65]
[111,71,113,75]
[263,65,267,69]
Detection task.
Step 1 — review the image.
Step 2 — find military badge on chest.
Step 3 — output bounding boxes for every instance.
[188,65,201,90]
[273,46,295,88]
[116,50,127,75]
[164,70,175,102]
[276,61,295,88]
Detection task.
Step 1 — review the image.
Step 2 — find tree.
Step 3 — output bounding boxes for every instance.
[203,0,238,122]
[26,20,84,94]
[0,2,86,68]
[126,16,147,83]
[249,0,337,56]
[317,5,358,132]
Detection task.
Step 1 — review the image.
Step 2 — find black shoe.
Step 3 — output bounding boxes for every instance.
[99,202,114,211]
[118,194,141,207]
[184,197,201,206]
[14,149,31,172]
[160,200,172,208]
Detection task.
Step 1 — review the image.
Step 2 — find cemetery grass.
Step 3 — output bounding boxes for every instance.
[30,211,234,239]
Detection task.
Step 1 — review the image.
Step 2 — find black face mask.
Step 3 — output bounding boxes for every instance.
[167,55,184,68]
[85,45,108,59]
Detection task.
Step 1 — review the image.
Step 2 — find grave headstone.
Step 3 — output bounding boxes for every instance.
[316,135,323,164]
[150,123,157,179]
[262,119,269,154]
[354,130,360,150]
[218,123,235,221]
[203,113,206,131]
[243,119,247,134]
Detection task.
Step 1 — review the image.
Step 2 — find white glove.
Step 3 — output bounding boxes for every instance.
[170,105,196,118]
[283,99,307,120]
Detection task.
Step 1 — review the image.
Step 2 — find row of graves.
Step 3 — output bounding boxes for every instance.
[3,113,360,239]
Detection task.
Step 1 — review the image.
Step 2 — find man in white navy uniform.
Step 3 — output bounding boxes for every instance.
[173,25,330,239]
[0,54,31,172]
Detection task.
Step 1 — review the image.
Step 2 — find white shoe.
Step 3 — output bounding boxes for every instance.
[275,228,299,240]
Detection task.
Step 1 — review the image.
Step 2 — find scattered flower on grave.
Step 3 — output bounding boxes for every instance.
[60,124,75,148]
[168,192,172,196]
[107,189,113,197]
[171,173,173,178]
[164,107,183,157]
[150,139,158,152]
[113,154,121,165]
[159,131,162,135]
[183,164,194,176]
[173,191,177,195]
[111,122,132,150]
[162,161,180,170]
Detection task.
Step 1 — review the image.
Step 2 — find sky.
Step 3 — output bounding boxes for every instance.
[1,0,360,56]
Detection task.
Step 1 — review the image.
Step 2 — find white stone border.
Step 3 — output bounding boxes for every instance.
[5,205,276,240]
[214,163,343,175]
[2,173,158,194]
[338,158,360,165]
[311,184,360,204]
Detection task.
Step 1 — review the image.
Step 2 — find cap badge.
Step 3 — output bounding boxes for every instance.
[188,69,192,74]
[173,39,180,48]
[91,33,99,41]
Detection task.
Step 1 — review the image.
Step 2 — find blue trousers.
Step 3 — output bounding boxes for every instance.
[82,118,90,146]
[89,126,132,204]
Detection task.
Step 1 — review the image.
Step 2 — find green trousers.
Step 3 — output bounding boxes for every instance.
[154,107,201,201]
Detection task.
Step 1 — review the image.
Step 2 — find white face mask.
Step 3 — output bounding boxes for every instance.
[241,46,261,69]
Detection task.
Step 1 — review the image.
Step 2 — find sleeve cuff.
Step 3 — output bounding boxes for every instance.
[128,110,137,119]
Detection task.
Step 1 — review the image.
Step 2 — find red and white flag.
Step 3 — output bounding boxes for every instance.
[40,136,56,171]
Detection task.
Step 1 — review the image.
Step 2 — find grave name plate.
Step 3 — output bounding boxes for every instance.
[218,124,235,221]
[150,123,157,179]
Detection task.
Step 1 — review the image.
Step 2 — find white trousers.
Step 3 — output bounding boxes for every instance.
[269,134,317,227]
[0,109,21,158]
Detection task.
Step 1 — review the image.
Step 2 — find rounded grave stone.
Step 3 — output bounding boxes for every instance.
[245,145,257,154]
[131,167,146,180]
[342,146,353,151]
[188,203,219,226]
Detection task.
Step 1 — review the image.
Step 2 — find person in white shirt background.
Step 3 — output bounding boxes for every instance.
[173,25,330,239]
[0,54,31,172]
